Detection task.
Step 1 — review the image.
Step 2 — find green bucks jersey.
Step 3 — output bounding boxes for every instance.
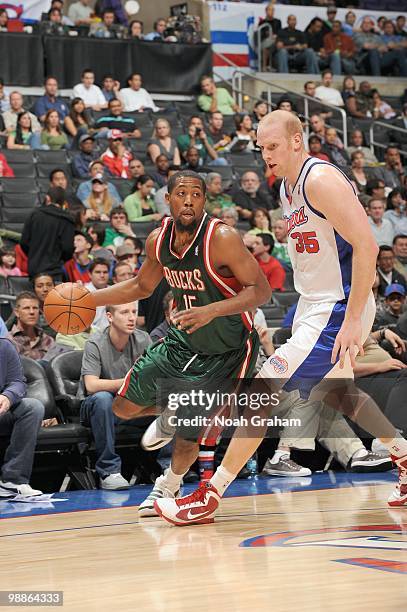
[156,213,253,356]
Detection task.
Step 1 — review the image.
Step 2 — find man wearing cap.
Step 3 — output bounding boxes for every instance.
[115,244,138,274]
[72,134,99,178]
[76,160,122,204]
[375,284,406,328]
[321,5,337,37]
[101,130,133,178]
[94,99,141,139]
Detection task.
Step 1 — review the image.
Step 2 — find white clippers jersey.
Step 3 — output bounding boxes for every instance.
[280,156,354,303]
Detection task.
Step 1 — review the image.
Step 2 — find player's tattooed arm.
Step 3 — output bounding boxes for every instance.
[172,225,271,334]
[93,229,163,307]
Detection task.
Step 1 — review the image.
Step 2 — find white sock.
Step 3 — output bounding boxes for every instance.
[386,436,407,458]
[161,466,185,493]
[270,449,290,464]
[210,465,235,495]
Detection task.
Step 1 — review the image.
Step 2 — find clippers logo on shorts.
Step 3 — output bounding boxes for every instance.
[268,355,288,374]
[163,266,206,292]
[284,206,308,236]
[240,525,407,574]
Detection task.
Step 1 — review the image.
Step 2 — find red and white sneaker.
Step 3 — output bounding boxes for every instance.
[388,454,407,507]
[154,481,221,526]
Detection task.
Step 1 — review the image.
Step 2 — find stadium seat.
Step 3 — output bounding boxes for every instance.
[124,112,153,128]
[2,193,40,208]
[234,166,265,180]
[36,162,72,178]
[283,270,295,291]
[2,149,35,164]
[131,221,158,239]
[0,177,39,194]
[211,164,234,189]
[10,163,36,178]
[108,178,133,200]
[266,317,285,328]
[227,152,258,167]
[1,207,36,229]
[151,110,181,127]
[35,150,71,164]
[7,275,33,296]
[272,291,300,309]
[261,305,285,319]
[46,350,83,423]
[272,327,292,347]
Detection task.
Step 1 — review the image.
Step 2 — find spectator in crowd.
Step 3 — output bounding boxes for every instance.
[9,292,55,360]
[0,77,10,113]
[34,77,68,123]
[342,10,357,37]
[40,110,68,150]
[381,19,406,51]
[395,15,406,37]
[3,91,41,133]
[0,338,44,496]
[41,8,70,36]
[308,134,329,161]
[248,207,272,236]
[207,111,231,150]
[276,98,294,113]
[231,114,257,150]
[275,15,319,74]
[393,234,407,279]
[391,102,407,150]
[101,130,133,178]
[73,69,107,112]
[6,112,42,150]
[353,16,407,77]
[144,17,168,41]
[359,178,386,209]
[323,20,356,75]
[84,173,120,220]
[123,175,161,223]
[100,75,120,103]
[113,261,133,284]
[322,127,349,167]
[377,245,407,297]
[346,81,374,119]
[48,1,74,26]
[79,302,150,489]
[63,232,93,283]
[20,187,75,280]
[372,89,396,120]
[147,118,181,165]
[128,19,143,40]
[375,283,406,328]
[72,134,98,178]
[121,237,143,273]
[373,146,405,190]
[204,172,235,217]
[177,116,219,166]
[233,171,273,220]
[90,9,119,38]
[302,80,328,117]
[368,199,395,247]
[128,158,145,181]
[102,207,136,250]
[87,224,114,263]
[114,245,138,275]
[63,98,93,140]
[308,113,327,144]
[94,98,140,139]
[385,189,407,235]
[32,273,56,336]
[181,146,208,173]
[76,159,121,202]
[0,8,8,32]
[346,129,378,165]
[315,69,344,107]
[220,207,238,229]
[320,5,336,36]
[198,76,240,116]
[49,168,82,209]
[304,18,325,67]
[272,218,291,271]
[94,0,128,26]
[349,151,369,194]
[68,0,93,26]
[0,152,14,178]
[0,248,22,278]
[85,258,110,330]
[255,2,281,69]
[149,154,170,188]
[154,165,180,217]
[119,73,159,113]
[252,233,285,291]
[251,100,269,131]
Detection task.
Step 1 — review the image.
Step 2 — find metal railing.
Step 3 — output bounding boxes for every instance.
[231,69,348,147]
[370,120,407,159]
[255,23,275,73]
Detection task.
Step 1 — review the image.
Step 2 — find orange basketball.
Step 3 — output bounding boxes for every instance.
[43,283,97,335]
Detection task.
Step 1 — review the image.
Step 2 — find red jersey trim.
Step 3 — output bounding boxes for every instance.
[155,216,172,264]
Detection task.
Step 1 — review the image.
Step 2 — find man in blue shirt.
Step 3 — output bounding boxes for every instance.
[0,339,44,496]
[72,134,99,179]
[34,76,68,123]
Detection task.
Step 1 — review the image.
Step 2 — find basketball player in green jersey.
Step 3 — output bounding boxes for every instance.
[91,170,271,508]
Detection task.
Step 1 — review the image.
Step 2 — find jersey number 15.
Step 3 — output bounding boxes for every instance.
[291,231,320,254]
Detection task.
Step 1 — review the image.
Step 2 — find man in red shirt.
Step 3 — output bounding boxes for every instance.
[0,153,14,177]
[101,129,133,178]
[63,232,93,283]
[252,232,286,290]
[323,20,355,76]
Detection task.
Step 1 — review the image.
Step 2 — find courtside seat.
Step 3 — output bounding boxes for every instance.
[272,291,300,309]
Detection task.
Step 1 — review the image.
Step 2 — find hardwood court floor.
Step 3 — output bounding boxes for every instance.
[0,473,406,612]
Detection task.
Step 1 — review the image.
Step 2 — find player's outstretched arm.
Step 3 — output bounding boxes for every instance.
[93,229,163,307]
[173,225,272,334]
[305,166,379,368]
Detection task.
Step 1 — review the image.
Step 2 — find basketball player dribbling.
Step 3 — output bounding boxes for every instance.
[154,110,407,526]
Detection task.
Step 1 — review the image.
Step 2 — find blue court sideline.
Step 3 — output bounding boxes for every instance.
[0,472,396,520]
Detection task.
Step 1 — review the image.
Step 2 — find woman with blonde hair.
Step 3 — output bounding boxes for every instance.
[148,118,181,164]
[84,175,117,221]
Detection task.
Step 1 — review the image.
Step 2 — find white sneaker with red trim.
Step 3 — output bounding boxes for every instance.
[154,481,221,526]
[388,455,407,507]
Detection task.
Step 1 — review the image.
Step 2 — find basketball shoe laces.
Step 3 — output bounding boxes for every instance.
[175,482,214,508]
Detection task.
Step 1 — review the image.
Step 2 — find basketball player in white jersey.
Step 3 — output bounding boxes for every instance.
[155,110,407,525]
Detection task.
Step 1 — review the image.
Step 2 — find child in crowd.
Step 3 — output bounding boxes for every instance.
[0,248,22,277]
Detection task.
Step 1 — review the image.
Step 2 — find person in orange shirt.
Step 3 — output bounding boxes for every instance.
[323,20,356,76]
